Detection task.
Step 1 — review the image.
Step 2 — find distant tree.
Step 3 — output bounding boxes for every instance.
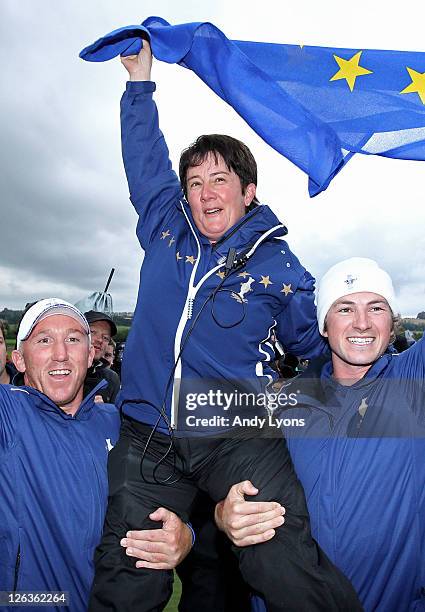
[417,311,425,320]
[0,308,23,325]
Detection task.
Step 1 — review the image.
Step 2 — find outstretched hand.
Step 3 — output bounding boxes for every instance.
[215,480,285,547]
[121,39,152,81]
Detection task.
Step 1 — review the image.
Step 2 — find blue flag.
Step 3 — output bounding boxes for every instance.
[80,17,425,196]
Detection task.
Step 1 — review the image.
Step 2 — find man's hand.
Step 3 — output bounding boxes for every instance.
[121,39,152,82]
[215,480,285,547]
[120,508,192,569]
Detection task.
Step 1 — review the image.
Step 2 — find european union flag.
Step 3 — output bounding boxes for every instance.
[80,17,425,196]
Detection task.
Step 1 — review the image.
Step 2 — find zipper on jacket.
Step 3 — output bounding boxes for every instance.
[13,545,20,591]
[172,203,285,428]
[187,295,194,320]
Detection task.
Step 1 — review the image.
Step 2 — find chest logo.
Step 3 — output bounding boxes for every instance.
[105,438,114,452]
[232,277,255,303]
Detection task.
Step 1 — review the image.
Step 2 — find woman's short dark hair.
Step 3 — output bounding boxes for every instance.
[179,134,259,211]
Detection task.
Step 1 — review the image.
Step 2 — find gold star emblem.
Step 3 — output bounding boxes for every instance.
[259,275,273,288]
[400,67,425,104]
[330,51,372,92]
[216,270,226,280]
[281,283,293,296]
[161,230,171,240]
[168,237,175,247]
[238,271,251,278]
[176,251,183,261]
[186,255,196,265]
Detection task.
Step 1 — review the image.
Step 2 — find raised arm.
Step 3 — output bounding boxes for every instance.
[120,42,182,248]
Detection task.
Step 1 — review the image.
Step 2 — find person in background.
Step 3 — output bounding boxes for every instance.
[84,310,120,402]
[0,320,17,385]
[104,339,116,369]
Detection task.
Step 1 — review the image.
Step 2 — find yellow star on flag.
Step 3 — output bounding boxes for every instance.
[330,51,372,92]
[161,230,170,240]
[216,270,226,280]
[176,251,183,261]
[238,271,251,278]
[186,255,196,265]
[400,67,425,104]
[259,275,273,288]
[281,283,293,296]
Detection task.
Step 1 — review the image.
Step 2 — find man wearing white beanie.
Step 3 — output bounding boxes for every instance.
[315,257,400,384]
[218,258,425,611]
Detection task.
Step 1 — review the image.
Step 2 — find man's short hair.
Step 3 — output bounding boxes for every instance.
[0,320,5,338]
[179,134,259,210]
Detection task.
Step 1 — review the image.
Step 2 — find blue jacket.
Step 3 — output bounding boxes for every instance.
[0,383,120,612]
[280,338,425,611]
[119,81,325,433]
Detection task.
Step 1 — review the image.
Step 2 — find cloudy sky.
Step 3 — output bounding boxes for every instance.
[1,0,424,316]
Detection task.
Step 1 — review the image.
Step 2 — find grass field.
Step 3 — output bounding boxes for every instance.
[164,574,182,611]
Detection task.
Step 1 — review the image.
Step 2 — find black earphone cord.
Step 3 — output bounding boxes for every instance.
[119,251,249,486]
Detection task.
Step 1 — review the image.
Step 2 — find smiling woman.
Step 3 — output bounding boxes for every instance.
[184,152,256,242]
[87,39,362,612]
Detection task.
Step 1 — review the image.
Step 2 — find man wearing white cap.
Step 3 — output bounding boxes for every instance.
[218,258,425,611]
[0,299,193,612]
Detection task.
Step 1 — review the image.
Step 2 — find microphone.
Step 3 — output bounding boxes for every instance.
[224,248,237,276]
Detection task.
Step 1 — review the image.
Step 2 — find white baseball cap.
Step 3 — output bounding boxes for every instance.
[317,258,398,335]
[17,298,91,349]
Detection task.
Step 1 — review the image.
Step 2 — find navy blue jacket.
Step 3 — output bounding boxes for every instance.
[280,338,425,611]
[119,81,325,433]
[0,383,120,612]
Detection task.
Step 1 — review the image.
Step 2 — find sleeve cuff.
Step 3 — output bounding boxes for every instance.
[186,522,196,547]
[125,80,156,93]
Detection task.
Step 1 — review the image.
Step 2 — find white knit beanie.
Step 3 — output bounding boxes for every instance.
[317,258,398,335]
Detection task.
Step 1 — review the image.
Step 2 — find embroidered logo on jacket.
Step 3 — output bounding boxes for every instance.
[231,277,255,303]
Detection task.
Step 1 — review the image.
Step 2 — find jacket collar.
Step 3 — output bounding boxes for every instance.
[285,353,391,418]
[10,379,108,419]
[321,352,392,397]
[180,198,288,255]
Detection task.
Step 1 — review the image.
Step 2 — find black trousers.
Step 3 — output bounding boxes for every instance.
[177,492,251,612]
[89,417,361,612]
